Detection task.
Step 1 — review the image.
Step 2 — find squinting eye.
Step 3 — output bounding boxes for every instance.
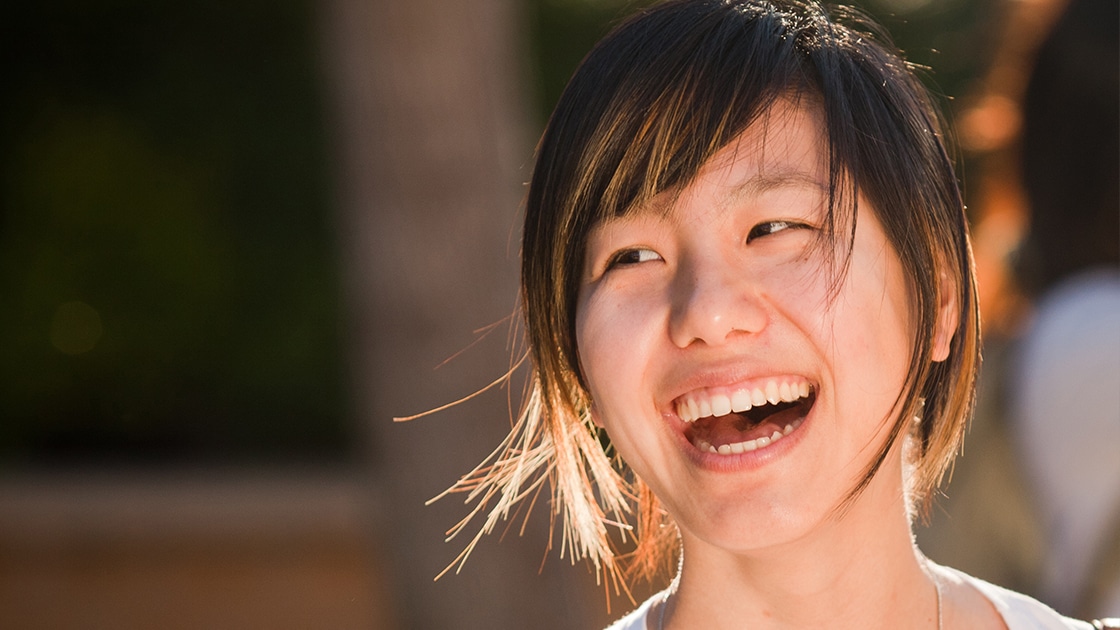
[607,247,661,269]
[747,220,805,243]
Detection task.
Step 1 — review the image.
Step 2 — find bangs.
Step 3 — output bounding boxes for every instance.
[576,3,809,225]
[525,0,835,381]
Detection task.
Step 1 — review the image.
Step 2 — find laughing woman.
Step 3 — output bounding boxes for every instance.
[434,1,1096,628]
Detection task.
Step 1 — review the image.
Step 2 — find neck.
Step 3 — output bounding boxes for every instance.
[664,467,938,629]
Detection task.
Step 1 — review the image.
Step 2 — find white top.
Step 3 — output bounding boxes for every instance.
[604,568,1093,630]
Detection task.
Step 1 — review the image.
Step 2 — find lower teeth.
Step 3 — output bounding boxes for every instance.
[699,419,803,455]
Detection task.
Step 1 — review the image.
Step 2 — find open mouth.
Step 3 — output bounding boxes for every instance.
[675,380,815,455]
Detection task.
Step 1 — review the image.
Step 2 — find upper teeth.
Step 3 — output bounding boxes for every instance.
[676,379,811,423]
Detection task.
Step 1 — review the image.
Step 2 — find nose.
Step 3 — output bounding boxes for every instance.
[668,254,769,348]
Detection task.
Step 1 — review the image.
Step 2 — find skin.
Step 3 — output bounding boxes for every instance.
[575,100,1002,629]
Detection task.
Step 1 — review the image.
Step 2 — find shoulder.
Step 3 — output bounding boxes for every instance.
[603,592,661,630]
[947,566,1094,630]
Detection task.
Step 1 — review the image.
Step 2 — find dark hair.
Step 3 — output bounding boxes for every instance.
[450,0,980,588]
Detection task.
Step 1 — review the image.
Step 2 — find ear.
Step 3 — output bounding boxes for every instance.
[931,266,959,363]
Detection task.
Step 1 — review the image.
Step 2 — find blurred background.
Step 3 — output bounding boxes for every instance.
[0,0,1114,627]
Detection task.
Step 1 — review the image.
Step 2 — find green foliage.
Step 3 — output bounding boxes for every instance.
[526,0,656,125]
[0,0,347,465]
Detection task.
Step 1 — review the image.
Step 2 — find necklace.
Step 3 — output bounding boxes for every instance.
[928,557,945,630]
[656,574,943,630]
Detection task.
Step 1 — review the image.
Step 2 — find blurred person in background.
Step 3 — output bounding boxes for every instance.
[915,0,1118,620]
[918,0,1120,618]
[1010,0,1120,617]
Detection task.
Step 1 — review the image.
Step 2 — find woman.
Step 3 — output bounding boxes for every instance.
[434,1,1094,627]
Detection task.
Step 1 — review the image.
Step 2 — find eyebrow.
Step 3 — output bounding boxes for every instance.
[729,171,827,199]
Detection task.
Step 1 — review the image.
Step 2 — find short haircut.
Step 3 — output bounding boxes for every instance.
[447,0,980,589]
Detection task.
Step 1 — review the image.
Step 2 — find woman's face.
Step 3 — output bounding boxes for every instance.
[574,100,918,554]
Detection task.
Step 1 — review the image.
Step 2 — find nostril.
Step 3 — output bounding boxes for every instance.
[668,283,769,348]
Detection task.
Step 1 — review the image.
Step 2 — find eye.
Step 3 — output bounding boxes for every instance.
[606,247,662,269]
[746,220,809,243]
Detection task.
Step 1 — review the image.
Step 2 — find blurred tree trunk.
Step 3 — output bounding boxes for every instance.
[320,1,609,628]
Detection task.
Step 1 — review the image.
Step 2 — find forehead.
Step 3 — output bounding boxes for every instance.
[624,98,830,221]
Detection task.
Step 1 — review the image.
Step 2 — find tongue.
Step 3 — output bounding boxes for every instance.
[687,404,804,448]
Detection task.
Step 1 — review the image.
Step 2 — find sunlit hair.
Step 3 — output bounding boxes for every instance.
[440,0,980,593]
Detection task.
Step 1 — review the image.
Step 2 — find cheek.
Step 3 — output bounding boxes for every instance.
[575,289,663,425]
[575,292,634,406]
[828,259,916,408]
[753,241,832,308]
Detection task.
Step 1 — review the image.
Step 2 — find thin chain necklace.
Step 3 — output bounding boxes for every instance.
[928,557,945,630]
[656,574,943,630]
